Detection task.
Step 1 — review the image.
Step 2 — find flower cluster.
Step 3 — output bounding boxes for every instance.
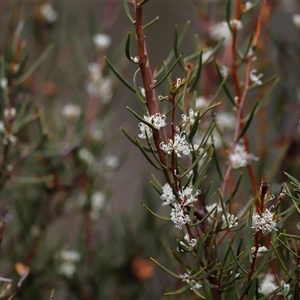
[162,184,200,229]
[229,142,258,169]
[160,183,176,206]
[250,69,263,86]
[221,213,238,229]
[180,272,202,290]
[160,133,190,157]
[85,62,113,103]
[57,250,81,278]
[179,233,198,250]
[252,206,278,234]
[181,109,198,129]
[170,203,191,229]
[138,113,167,139]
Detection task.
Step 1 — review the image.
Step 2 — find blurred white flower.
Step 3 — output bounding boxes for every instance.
[4,107,16,121]
[91,128,104,141]
[259,273,278,296]
[86,63,113,103]
[210,21,232,44]
[61,103,81,121]
[57,250,81,278]
[90,191,106,219]
[93,33,111,50]
[220,65,228,78]
[195,96,209,110]
[104,154,119,169]
[0,78,7,89]
[250,69,263,85]
[245,2,253,11]
[202,48,214,64]
[210,20,242,44]
[229,141,258,169]
[216,112,235,130]
[40,3,57,23]
[0,121,4,132]
[230,19,243,30]
[251,245,268,256]
[78,148,94,165]
[292,14,300,29]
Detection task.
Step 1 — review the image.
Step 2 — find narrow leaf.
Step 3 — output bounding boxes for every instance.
[105,56,135,93]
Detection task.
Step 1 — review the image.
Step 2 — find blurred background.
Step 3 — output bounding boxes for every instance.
[0,1,299,299]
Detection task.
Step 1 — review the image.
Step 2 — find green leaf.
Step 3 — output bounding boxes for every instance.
[150,55,182,90]
[136,139,164,170]
[15,43,54,85]
[164,285,191,296]
[284,172,300,188]
[237,101,259,141]
[150,257,182,278]
[143,204,170,221]
[105,56,135,93]
[125,31,139,64]
[122,0,135,24]
[188,50,202,91]
[143,15,160,30]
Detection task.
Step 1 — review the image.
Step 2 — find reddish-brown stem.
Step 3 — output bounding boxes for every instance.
[134,2,171,184]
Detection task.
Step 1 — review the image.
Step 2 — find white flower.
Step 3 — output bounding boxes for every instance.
[178,186,200,205]
[202,48,214,64]
[131,56,140,63]
[61,103,81,121]
[195,96,209,110]
[259,273,278,296]
[57,250,81,278]
[104,154,119,169]
[229,142,258,169]
[244,2,253,11]
[160,133,190,157]
[210,22,232,44]
[252,206,278,234]
[0,121,5,133]
[180,233,198,249]
[250,69,263,85]
[230,19,243,30]
[4,107,16,121]
[0,78,7,89]
[93,33,111,50]
[90,191,106,219]
[40,3,57,23]
[170,203,191,229]
[216,112,235,130]
[160,183,175,206]
[180,272,202,290]
[86,63,113,103]
[181,109,198,129]
[220,65,228,78]
[221,213,238,228]
[138,113,167,139]
[292,14,300,29]
[78,148,94,165]
[251,245,268,256]
[206,203,222,217]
